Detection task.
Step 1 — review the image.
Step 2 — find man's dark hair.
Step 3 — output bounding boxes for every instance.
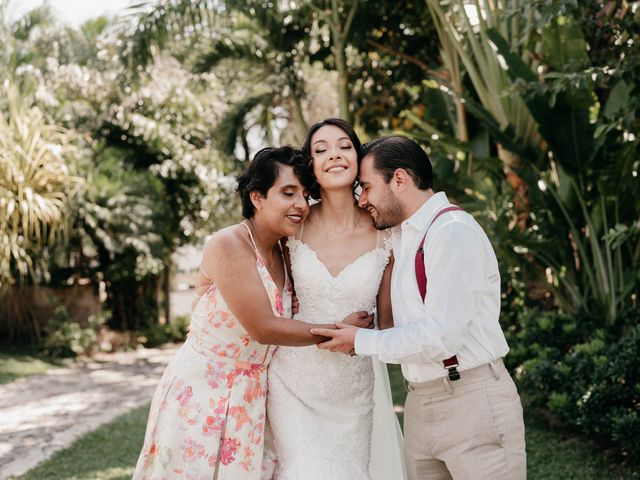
[236,146,312,219]
[361,136,433,190]
[301,118,363,199]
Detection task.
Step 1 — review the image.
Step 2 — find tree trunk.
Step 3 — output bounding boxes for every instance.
[334,40,352,124]
[291,94,308,143]
[163,258,171,323]
[106,275,159,331]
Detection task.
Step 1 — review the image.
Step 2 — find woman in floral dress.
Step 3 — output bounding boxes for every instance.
[133,146,372,480]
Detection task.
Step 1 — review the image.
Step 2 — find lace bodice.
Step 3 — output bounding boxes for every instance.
[286,233,391,324]
[264,231,393,480]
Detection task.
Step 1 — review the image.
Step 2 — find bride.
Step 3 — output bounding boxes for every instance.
[265,119,406,479]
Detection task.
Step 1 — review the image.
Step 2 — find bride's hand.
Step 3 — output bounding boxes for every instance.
[342,311,374,329]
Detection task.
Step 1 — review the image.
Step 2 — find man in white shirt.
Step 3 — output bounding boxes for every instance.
[310,136,526,480]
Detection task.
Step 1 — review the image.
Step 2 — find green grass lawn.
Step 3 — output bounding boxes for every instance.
[0,347,69,384]
[13,405,148,480]
[13,365,636,480]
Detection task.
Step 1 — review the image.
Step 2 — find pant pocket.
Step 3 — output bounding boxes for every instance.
[482,380,508,446]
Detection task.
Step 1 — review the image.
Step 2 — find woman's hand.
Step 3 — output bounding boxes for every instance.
[341,311,374,329]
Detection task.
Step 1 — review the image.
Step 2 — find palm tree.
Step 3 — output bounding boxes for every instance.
[124,0,314,153]
[0,83,82,340]
[0,83,82,289]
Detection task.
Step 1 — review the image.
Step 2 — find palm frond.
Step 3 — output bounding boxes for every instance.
[215,92,275,158]
[192,27,265,73]
[123,0,222,68]
[0,83,82,288]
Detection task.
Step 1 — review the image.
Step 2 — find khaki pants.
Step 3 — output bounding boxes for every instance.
[403,359,526,480]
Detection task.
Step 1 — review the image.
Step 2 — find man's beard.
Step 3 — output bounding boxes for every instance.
[371,190,403,230]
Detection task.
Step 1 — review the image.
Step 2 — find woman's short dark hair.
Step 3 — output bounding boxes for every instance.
[361,136,433,190]
[236,146,312,219]
[301,118,363,199]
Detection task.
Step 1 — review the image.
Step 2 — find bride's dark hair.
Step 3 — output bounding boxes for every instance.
[301,118,363,200]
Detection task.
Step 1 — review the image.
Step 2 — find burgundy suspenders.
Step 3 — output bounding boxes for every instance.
[415,205,464,381]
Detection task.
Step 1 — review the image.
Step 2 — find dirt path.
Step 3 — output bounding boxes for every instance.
[0,344,179,479]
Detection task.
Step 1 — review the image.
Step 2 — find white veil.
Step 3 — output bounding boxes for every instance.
[369,358,407,479]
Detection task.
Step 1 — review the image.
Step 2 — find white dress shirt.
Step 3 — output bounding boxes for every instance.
[355,192,509,383]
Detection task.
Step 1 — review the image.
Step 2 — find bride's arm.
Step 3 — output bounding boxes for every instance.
[203,229,372,346]
[376,253,394,330]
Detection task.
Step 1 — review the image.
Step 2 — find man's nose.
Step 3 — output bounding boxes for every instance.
[357,194,367,208]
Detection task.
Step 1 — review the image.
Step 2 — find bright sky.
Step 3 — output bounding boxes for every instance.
[8,0,139,27]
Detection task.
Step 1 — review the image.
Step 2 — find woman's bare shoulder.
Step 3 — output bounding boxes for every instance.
[203,223,252,259]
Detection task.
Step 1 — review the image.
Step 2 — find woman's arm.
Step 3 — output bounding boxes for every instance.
[202,227,371,346]
[376,253,394,330]
[282,239,299,315]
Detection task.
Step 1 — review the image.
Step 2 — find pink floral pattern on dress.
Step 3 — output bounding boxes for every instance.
[134,247,291,480]
[220,437,241,465]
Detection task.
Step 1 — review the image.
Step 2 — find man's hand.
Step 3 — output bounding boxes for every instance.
[309,323,359,355]
[342,311,374,329]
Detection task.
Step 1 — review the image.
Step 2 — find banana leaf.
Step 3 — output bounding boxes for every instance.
[486,27,596,175]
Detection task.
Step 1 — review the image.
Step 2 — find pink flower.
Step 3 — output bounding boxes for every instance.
[240,446,255,471]
[176,385,193,406]
[205,362,227,390]
[219,437,241,465]
[182,438,206,462]
[202,414,224,436]
[274,291,283,315]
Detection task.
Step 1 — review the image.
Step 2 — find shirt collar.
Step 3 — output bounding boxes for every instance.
[402,191,450,232]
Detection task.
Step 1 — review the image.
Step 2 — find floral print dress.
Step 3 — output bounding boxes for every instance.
[134,225,291,480]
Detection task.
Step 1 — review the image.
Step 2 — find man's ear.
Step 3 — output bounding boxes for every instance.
[391,168,410,192]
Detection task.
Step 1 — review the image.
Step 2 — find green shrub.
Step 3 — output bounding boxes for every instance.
[506,309,639,463]
[137,315,190,348]
[43,307,107,358]
[576,325,639,462]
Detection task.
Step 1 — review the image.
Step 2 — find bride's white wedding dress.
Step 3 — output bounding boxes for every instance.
[265,230,407,480]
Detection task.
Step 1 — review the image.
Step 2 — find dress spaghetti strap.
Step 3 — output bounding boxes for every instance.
[241,222,288,298]
[241,222,259,252]
[199,264,211,281]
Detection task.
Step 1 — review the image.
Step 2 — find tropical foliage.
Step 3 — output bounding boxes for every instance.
[0,3,238,337]
[400,0,639,461]
[0,83,81,289]
[0,0,637,464]
[405,0,639,325]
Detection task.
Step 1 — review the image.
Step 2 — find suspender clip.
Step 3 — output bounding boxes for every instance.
[447,366,461,381]
[443,355,460,381]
